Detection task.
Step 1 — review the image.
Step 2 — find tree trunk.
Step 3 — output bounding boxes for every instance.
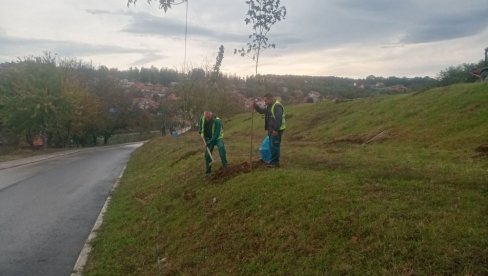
[103,133,111,145]
[255,47,260,76]
[250,46,261,171]
[42,131,48,151]
[26,132,34,149]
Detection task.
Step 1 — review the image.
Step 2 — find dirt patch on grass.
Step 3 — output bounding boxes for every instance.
[475,144,488,154]
[183,189,196,201]
[462,104,481,114]
[289,134,304,141]
[209,160,269,182]
[473,144,488,158]
[171,149,200,167]
[327,136,366,145]
[327,129,391,145]
[134,188,159,205]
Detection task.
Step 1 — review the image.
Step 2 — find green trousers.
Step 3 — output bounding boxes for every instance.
[205,139,228,173]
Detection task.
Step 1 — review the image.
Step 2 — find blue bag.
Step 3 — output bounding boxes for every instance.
[259,136,271,163]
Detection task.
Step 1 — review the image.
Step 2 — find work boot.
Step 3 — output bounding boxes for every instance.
[266,163,280,168]
[205,163,212,174]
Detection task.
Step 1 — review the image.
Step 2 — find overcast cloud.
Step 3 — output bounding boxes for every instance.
[0,35,149,56]
[122,12,243,42]
[0,0,487,78]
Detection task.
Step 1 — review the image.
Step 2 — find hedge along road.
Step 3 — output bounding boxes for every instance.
[0,142,143,276]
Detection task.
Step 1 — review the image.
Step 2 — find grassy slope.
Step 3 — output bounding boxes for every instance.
[85,83,488,275]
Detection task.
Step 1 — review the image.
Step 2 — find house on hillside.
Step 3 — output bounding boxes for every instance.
[166,92,180,101]
[304,91,321,103]
[132,97,159,110]
[120,79,134,88]
[388,84,408,93]
[126,81,170,100]
[230,91,247,106]
[324,95,340,102]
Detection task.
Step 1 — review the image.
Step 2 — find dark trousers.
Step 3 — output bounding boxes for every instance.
[205,139,228,173]
[269,130,282,165]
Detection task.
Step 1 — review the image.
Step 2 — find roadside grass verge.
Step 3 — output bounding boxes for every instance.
[85,83,488,275]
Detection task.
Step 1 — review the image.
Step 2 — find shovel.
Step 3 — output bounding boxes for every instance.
[201,135,215,164]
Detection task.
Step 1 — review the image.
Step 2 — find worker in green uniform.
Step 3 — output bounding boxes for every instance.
[198,111,228,174]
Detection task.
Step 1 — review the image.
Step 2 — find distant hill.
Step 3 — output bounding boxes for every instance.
[241,74,439,102]
[115,66,439,102]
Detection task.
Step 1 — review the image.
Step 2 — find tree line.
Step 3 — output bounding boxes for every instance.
[1,50,484,153]
[0,50,246,152]
[0,54,134,150]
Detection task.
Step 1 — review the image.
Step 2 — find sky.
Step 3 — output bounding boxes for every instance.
[0,0,487,78]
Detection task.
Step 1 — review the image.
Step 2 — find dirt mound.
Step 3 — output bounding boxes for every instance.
[475,144,488,154]
[209,160,269,182]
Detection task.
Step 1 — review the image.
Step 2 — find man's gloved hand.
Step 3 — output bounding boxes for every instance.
[205,139,213,148]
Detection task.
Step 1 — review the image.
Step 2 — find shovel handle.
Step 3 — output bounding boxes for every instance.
[201,135,215,162]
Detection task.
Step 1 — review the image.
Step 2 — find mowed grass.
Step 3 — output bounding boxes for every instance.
[85,83,488,275]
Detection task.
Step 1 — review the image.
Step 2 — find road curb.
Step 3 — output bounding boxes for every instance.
[71,165,127,276]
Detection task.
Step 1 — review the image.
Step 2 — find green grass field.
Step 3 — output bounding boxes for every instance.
[85,83,488,275]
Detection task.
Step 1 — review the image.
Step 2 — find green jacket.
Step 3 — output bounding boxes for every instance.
[199,114,224,146]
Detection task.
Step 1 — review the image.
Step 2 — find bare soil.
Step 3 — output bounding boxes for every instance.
[209,160,269,182]
[475,144,488,154]
[473,144,488,158]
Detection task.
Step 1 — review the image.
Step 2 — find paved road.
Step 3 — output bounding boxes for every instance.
[0,143,143,276]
